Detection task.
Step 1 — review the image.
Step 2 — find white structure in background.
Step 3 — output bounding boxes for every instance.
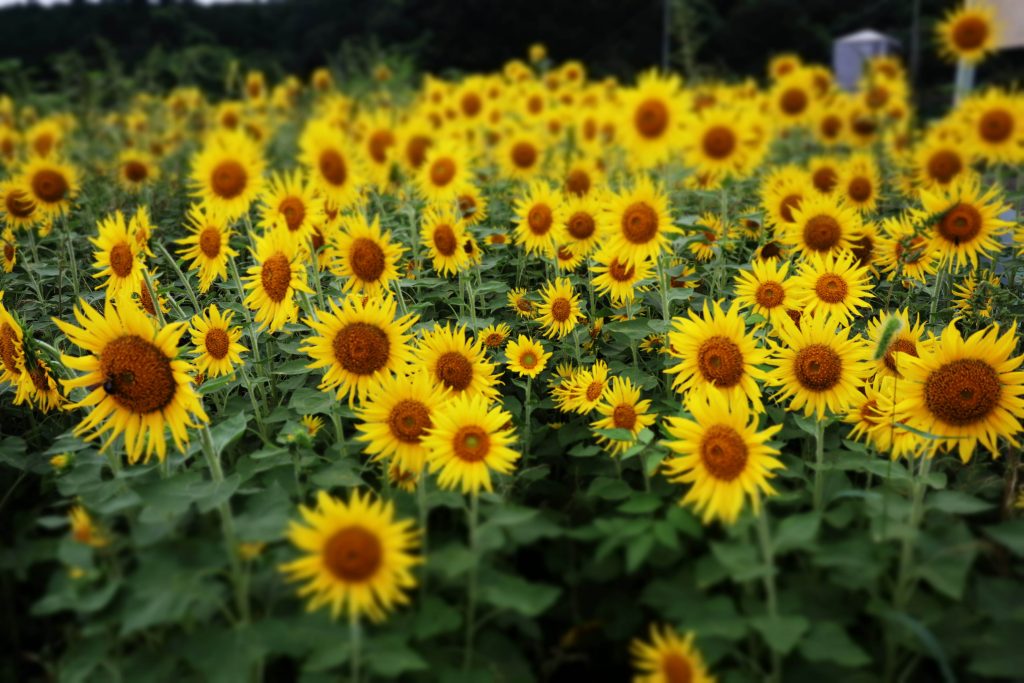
[833,29,900,92]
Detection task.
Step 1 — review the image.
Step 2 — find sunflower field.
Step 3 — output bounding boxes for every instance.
[3,5,1024,681]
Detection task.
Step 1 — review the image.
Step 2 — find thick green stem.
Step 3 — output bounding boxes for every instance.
[813,420,826,512]
[523,377,532,460]
[463,493,480,671]
[755,509,782,683]
[349,613,362,683]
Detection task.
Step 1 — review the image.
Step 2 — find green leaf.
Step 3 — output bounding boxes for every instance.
[927,490,993,515]
[366,636,428,677]
[750,615,809,655]
[772,512,820,554]
[983,519,1024,556]
[413,596,462,640]
[878,609,956,683]
[711,542,769,582]
[626,534,656,572]
[288,387,335,415]
[798,621,871,667]
[478,570,560,617]
[617,493,662,514]
[209,412,248,456]
[587,476,632,500]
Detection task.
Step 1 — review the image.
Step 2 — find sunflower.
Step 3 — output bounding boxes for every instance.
[952,270,999,320]
[395,119,434,174]
[420,203,470,277]
[116,150,159,191]
[455,183,488,225]
[877,213,940,284]
[414,324,500,399]
[845,376,926,460]
[591,377,655,456]
[605,176,677,267]
[665,300,770,410]
[1,231,14,273]
[0,292,26,390]
[20,156,78,218]
[497,129,546,180]
[68,506,109,548]
[280,489,419,622]
[791,251,873,324]
[189,304,247,378]
[837,154,881,212]
[416,140,470,203]
[536,277,583,339]
[681,107,758,179]
[768,312,871,419]
[356,371,449,473]
[590,247,653,305]
[771,69,817,127]
[301,296,417,404]
[26,119,62,158]
[53,298,208,464]
[90,210,145,296]
[358,111,398,188]
[189,131,265,219]
[0,180,38,230]
[17,356,65,413]
[478,322,512,349]
[865,309,933,379]
[630,625,716,683]
[688,212,722,262]
[761,165,811,229]
[662,391,783,525]
[963,90,1024,165]
[936,4,998,63]
[620,70,685,168]
[331,213,403,296]
[175,204,238,294]
[243,228,313,333]
[559,360,611,414]
[783,192,862,257]
[916,175,1011,269]
[559,192,605,257]
[299,120,364,208]
[563,156,603,197]
[913,135,972,190]
[896,323,1024,462]
[507,288,536,318]
[258,170,323,243]
[422,392,519,494]
[505,335,550,378]
[301,415,325,438]
[807,156,842,194]
[513,181,566,256]
[733,258,795,329]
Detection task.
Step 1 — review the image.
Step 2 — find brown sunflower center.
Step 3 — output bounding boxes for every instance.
[349,237,386,282]
[407,135,431,168]
[803,214,841,252]
[210,160,246,199]
[852,116,877,137]
[515,297,533,314]
[4,189,34,218]
[99,335,176,413]
[702,125,737,159]
[700,424,749,481]
[511,142,537,169]
[821,114,842,139]
[3,243,12,262]
[433,224,457,256]
[979,109,1013,143]
[323,525,382,582]
[199,227,221,258]
[612,403,637,430]
[847,177,873,203]
[927,150,962,184]
[278,196,306,232]
[0,323,20,375]
[430,158,456,187]
[483,332,504,348]
[924,358,1001,426]
[938,203,982,243]
[332,322,390,376]
[31,169,69,203]
[460,93,482,117]
[608,258,635,282]
[952,15,989,50]
[883,337,918,374]
[779,194,802,223]
[621,202,658,244]
[109,242,134,278]
[527,204,553,235]
[436,351,474,391]
[453,425,490,462]
[550,297,572,322]
[519,351,538,369]
[388,399,431,443]
[634,98,669,139]
[567,212,596,240]
[368,130,394,164]
[585,381,604,402]
[851,235,874,267]
[755,281,785,308]
[794,343,842,391]
[458,194,477,218]
[697,335,745,387]
[565,169,591,196]
[260,252,292,303]
[662,653,694,683]
[780,87,808,115]
[866,86,890,109]
[319,149,348,186]
[760,241,783,260]
[860,399,880,425]
[124,160,149,183]
[812,167,838,193]
[815,273,849,303]
[205,328,230,360]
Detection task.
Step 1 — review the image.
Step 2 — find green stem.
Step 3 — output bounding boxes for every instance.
[463,493,480,671]
[417,467,430,600]
[141,268,166,326]
[813,420,826,512]
[523,377,532,459]
[755,508,782,683]
[157,241,200,313]
[349,613,362,683]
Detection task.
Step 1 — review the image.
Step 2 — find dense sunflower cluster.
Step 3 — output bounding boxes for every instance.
[2,13,1024,681]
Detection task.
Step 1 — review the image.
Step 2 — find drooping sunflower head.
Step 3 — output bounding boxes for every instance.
[189,130,265,219]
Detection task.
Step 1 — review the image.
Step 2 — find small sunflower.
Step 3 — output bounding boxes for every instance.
[913,136,971,189]
[258,170,323,243]
[784,192,863,257]
[69,506,109,548]
[536,277,583,339]
[507,288,536,318]
[116,150,159,191]
[331,213,403,296]
[513,181,566,257]
[591,376,656,456]
[20,156,78,218]
[505,335,550,378]
[414,324,500,400]
[0,180,38,230]
[837,154,881,212]
[189,304,247,378]
[916,175,1011,270]
[18,356,65,413]
[559,192,605,257]
[53,298,208,464]
[243,228,313,333]
[280,489,420,622]
[299,120,364,208]
[558,360,611,414]
[301,415,325,438]
[605,176,677,267]
[963,90,1023,165]
[865,309,933,379]
[90,210,144,296]
[301,296,417,404]
[175,204,238,294]
[477,322,512,350]
[791,251,873,324]
[681,107,758,179]
[630,625,716,683]
[936,4,998,63]
[189,131,265,219]
[620,70,685,168]
[877,213,940,284]
[662,391,783,525]
[416,140,470,204]
[356,371,449,473]
[733,258,795,328]
[422,392,519,494]
[590,247,653,305]
[497,129,546,180]
[456,183,488,226]
[421,204,470,277]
